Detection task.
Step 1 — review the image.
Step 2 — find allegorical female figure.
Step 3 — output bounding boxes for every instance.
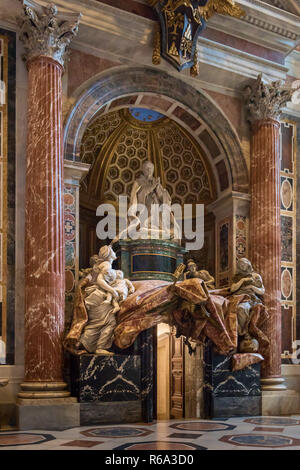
[230,257,265,338]
[65,245,134,355]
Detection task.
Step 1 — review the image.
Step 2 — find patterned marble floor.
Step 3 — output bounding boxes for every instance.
[2,416,300,450]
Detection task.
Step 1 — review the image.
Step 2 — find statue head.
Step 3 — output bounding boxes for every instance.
[237,258,253,275]
[142,160,154,178]
[98,245,117,263]
[187,259,197,273]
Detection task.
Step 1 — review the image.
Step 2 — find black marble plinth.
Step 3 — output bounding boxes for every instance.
[80,401,142,425]
[204,348,261,419]
[70,354,141,402]
[112,239,187,423]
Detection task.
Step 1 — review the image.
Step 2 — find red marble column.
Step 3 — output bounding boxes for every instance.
[245,74,297,391]
[18,56,69,398]
[17,2,80,401]
[249,119,285,389]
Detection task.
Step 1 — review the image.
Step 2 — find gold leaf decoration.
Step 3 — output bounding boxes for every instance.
[198,0,244,21]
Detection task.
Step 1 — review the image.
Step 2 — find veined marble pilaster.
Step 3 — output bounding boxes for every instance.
[208,191,251,288]
[18,1,80,399]
[64,160,90,332]
[245,74,298,390]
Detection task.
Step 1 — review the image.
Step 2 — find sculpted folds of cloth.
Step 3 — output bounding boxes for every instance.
[65,245,135,355]
[230,258,268,354]
[114,160,181,242]
[64,250,268,370]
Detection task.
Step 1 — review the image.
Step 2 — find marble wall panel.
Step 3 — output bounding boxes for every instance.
[279,121,297,358]
[199,129,221,159]
[64,184,77,332]
[0,28,15,365]
[67,49,120,98]
[216,160,229,192]
[235,215,248,262]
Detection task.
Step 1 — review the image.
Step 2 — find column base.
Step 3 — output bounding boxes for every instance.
[18,381,71,399]
[261,377,287,391]
[262,390,300,416]
[17,397,80,430]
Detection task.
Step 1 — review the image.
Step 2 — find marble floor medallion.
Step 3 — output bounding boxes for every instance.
[170,422,236,432]
[244,417,300,426]
[113,441,207,450]
[220,434,300,448]
[0,433,56,446]
[81,427,153,438]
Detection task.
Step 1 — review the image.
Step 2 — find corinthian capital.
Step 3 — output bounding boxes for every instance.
[17,0,81,68]
[244,74,295,123]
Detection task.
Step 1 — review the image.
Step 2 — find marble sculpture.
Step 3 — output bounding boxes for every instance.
[113,160,181,242]
[65,247,268,371]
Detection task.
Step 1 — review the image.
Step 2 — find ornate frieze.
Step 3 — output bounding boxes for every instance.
[148,0,244,74]
[244,74,297,123]
[17,0,81,68]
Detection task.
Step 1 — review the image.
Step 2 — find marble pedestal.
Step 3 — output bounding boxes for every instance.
[17,398,80,431]
[262,390,300,416]
[70,354,142,425]
[113,239,186,422]
[204,351,261,419]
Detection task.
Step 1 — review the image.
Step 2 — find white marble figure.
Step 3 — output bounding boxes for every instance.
[104,270,135,314]
[79,246,118,355]
[114,160,181,242]
[184,259,216,289]
[230,258,265,338]
[79,246,135,355]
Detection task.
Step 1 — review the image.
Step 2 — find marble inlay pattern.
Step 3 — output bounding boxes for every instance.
[235,215,248,262]
[244,417,300,426]
[2,417,300,450]
[220,434,300,448]
[113,441,207,450]
[170,422,235,432]
[61,440,103,448]
[0,433,55,446]
[81,427,152,438]
[279,121,297,357]
[216,218,232,288]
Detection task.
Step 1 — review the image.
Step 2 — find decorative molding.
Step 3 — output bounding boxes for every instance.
[64,160,90,185]
[1,0,298,93]
[244,73,297,122]
[18,0,300,56]
[17,0,81,67]
[148,0,244,74]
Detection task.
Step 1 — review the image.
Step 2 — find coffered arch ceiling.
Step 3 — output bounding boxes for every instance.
[80,108,216,211]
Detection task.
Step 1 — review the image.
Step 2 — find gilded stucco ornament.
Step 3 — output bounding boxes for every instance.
[149,0,244,75]
[244,73,300,122]
[17,0,81,68]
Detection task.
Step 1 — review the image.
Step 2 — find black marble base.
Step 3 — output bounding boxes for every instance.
[80,401,142,425]
[70,354,141,402]
[211,396,261,418]
[204,348,261,419]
